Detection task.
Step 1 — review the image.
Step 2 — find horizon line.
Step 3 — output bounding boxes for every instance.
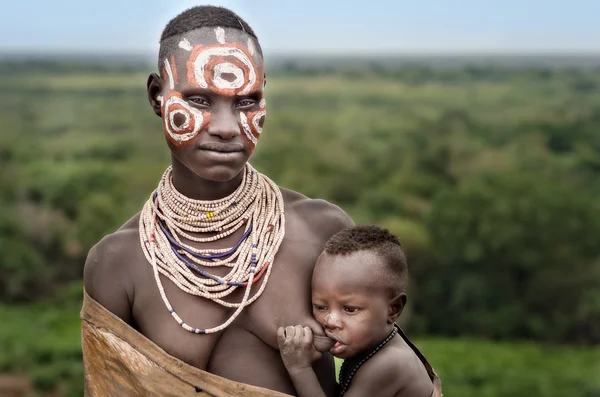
[2,48,600,59]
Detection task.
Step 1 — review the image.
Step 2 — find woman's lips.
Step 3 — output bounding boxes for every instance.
[197,142,244,152]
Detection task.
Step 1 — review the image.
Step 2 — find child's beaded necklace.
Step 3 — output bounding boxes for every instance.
[139,164,285,334]
[338,324,399,396]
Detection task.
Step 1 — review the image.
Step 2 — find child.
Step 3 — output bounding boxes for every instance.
[277,225,442,397]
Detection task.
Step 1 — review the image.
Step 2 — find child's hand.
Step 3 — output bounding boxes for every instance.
[277,325,322,371]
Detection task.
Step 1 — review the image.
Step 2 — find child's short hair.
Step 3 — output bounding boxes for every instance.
[324,225,408,296]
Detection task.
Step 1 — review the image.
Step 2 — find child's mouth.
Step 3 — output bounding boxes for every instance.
[330,341,346,355]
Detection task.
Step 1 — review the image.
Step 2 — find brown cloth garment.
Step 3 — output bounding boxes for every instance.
[81,289,442,397]
[80,290,293,397]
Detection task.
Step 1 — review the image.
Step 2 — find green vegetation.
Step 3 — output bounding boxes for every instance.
[2,283,599,397]
[0,283,83,397]
[0,57,599,395]
[416,337,600,397]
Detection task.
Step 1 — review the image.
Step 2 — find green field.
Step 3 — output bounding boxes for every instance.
[1,58,599,396]
[1,282,599,397]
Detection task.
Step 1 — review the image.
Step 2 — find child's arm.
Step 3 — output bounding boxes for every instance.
[277,325,328,397]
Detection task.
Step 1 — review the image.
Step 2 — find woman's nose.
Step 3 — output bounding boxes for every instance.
[207,107,240,140]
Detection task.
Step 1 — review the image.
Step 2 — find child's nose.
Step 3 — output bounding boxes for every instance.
[324,311,342,329]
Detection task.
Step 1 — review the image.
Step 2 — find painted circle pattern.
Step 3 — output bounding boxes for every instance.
[163,92,207,144]
[239,99,267,151]
[187,43,262,96]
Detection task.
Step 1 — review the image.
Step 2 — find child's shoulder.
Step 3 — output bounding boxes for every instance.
[348,337,433,397]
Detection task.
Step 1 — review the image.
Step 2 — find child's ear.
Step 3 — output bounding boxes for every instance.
[388,293,407,324]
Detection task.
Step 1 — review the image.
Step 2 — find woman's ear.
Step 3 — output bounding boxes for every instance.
[147,73,163,117]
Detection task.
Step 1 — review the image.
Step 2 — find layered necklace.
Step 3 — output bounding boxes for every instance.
[139,164,285,334]
[338,324,399,396]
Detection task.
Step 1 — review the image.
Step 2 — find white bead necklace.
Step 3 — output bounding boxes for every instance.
[139,164,285,334]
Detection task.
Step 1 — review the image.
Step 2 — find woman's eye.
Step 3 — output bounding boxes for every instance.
[189,97,210,106]
[236,99,255,107]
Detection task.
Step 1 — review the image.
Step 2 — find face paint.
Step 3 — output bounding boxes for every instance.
[163,58,176,90]
[169,55,179,86]
[162,57,208,145]
[239,98,266,151]
[186,38,265,153]
[215,27,226,44]
[247,38,256,56]
[162,91,211,145]
[186,42,262,96]
[161,28,265,151]
[178,38,193,51]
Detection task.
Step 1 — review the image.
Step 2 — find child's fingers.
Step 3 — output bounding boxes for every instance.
[285,326,296,342]
[302,326,313,345]
[277,327,286,347]
[292,325,304,345]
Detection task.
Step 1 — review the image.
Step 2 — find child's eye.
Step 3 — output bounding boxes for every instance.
[343,307,360,314]
[312,304,328,311]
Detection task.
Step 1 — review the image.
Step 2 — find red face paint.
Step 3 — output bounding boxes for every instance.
[186,42,263,96]
[162,91,211,146]
[161,35,266,151]
[239,98,266,152]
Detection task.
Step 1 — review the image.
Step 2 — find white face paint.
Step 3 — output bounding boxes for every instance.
[215,27,226,44]
[163,27,266,150]
[251,110,266,136]
[164,58,175,90]
[247,38,256,56]
[212,63,245,89]
[169,109,191,130]
[239,112,257,145]
[250,99,267,136]
[164,96,204,143]
[191,46,257,94]
[178,38,193,51]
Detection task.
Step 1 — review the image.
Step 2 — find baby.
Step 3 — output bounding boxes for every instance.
[278,225,441,397]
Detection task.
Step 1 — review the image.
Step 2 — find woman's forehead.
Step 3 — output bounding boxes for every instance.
[159,26,265,95]
[167,27,262,63]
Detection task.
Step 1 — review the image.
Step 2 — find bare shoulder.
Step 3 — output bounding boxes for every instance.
[346,341,433,397]
[83,214,140,324]
[280,187,354,238]
[390,342,435,397]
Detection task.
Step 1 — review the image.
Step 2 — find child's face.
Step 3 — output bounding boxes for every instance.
[311,251,396,359]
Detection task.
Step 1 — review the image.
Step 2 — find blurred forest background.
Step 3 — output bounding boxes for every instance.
[0,54,599,397]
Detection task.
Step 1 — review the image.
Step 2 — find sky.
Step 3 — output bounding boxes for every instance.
[1,0,599,56]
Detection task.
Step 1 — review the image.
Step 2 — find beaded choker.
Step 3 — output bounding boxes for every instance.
[139,164,285,334]
[338,324,399,396]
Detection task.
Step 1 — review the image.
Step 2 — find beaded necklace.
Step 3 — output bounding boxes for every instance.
[139,164,285,334]
[337,324,399,396]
